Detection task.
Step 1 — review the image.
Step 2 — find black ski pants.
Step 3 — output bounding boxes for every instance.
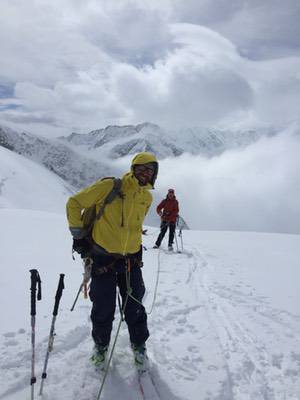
[155,221,176,247]
[89,254,149,348]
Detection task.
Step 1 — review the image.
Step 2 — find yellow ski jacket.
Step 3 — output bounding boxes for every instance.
[66,152,158,255]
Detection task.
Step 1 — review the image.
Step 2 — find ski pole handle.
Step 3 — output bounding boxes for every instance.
[53,274,65,316]
[30,269,42,316]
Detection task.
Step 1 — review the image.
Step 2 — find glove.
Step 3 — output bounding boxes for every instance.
[158,211,163,217]
[72,238,90,258]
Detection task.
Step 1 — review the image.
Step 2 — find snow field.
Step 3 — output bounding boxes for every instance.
[0,211,299,399]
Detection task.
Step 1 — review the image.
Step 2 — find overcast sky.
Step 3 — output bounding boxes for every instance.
[0,0,300,136]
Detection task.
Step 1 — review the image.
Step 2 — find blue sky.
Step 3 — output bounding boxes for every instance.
[0,85,14,99]
[0,0,300,137]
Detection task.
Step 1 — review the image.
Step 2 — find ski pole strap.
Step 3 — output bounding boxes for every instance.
[53,274,65,316]
[30,269,42,316]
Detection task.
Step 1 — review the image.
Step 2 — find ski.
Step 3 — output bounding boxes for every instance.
[137,370,160,400]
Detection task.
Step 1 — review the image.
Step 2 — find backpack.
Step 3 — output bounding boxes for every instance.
[81,177,122,237]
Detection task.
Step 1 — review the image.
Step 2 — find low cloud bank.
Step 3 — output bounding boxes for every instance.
[149,127,300,234]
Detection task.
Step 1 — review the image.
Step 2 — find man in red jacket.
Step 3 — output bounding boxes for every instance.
[153,188,179,251]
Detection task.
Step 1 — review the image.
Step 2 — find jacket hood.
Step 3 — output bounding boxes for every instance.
[131,152,157,166]
[130,152,159,188]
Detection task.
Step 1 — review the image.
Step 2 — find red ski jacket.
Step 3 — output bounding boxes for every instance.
[156,197,179,223]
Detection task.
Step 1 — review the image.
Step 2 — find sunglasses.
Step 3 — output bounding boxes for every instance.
[134,164,155,176]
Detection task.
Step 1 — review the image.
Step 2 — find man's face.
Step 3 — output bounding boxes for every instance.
[133,164,155,186]
[167,190,175,198]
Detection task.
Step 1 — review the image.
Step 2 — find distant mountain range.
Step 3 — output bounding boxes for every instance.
[59,122,183,159]
[0,122,276,189]
[59,122,276,159]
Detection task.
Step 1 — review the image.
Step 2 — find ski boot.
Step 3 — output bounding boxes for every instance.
[132,343,148,373]
[168,245,173,251]
[91,345,108,371]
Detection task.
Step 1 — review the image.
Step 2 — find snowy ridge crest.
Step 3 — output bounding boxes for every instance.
[59,122,276,158]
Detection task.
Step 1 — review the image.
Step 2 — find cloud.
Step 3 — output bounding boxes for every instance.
[73,1,174,66]
[152,126,300,234]
[169,0,300,60]
[0,0,300,136]
[114,24,253,128]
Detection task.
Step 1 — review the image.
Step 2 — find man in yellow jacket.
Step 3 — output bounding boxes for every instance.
[66,152,158,371]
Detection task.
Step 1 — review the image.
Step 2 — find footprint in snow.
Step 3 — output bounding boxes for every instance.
[2,332,16,338]
[177,316,187,324]
[4,339,19,346]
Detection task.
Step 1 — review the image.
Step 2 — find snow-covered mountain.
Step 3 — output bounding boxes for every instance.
[0,125,114,188]
[59,122,184,159]
[1,122,276,190]
[59,122,276,158]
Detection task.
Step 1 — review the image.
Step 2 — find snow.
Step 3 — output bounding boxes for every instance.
[59,122,274,160]
[0,148,300,400]
[0,146,70,213]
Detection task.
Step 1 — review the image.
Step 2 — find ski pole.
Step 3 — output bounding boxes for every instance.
[70,282,84,312]
[39,274,65,396]
[178,229,184,252]
[30,269,42,400]
[70,257,92,311]
[174,228,180,253]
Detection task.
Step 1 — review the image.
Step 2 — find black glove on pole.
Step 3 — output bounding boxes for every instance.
[39,274,65,396]
[72,238,90,258]
[29,269,42,400]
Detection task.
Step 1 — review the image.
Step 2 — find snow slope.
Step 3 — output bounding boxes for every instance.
[0,209,299,400]
[0,125,115,189]
[0,146,72,213]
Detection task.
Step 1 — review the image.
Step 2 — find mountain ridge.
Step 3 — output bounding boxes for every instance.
[0,122,277,189]
[59,122,276,159]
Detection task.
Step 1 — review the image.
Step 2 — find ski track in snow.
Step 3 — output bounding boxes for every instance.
[1,236,300,399]
[147,243,300,400]
[194,247,300,400]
